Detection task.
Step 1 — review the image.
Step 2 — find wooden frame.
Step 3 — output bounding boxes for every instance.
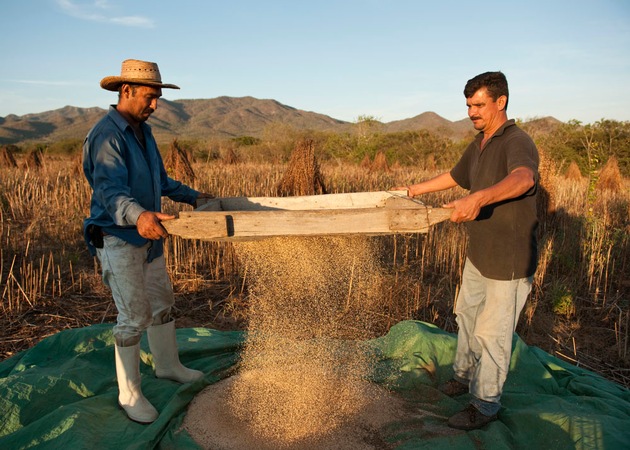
[163,191,451,242]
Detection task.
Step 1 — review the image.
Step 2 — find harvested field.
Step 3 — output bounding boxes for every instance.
[0,155,629,390]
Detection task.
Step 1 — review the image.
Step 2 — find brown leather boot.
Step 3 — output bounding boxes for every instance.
[447,404,497,430]
[438,378,469,396]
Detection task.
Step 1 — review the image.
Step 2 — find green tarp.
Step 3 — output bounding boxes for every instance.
[1,321,629,449]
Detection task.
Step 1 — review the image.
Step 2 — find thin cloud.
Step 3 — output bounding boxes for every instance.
[5,79,78,86]
[56,0,155,28]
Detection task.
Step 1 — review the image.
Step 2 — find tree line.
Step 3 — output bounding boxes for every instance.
[3,118,629,178]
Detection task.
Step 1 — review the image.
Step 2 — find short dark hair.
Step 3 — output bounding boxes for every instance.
[464,71,509,109]
[117,84,141,100]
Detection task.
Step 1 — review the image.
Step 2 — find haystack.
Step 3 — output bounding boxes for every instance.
[596,156,622,193]
[565,161,583,181]
[164,139,195,184]
[276,139,327,196]
[425,153,437,171]
[72,153,83,176]
[0,146,18,168]
[22,149,43,170]
[222,147,239,165]
[370,151,390,172]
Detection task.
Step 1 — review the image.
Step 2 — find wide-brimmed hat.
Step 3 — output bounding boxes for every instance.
[100,59,180,91]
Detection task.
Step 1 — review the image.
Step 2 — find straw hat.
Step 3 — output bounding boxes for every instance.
[100,59,180,91]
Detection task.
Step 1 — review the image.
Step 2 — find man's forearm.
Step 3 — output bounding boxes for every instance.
[408,172,458,197]
[470,166,535,208]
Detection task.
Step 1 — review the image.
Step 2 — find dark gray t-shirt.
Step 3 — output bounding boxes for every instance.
[450,119,539,280]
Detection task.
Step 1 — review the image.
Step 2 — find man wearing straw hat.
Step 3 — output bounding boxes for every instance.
[82,59,213,424]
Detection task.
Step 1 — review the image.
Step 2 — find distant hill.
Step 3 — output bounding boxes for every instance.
[0,106,105,144]
[0,97,353,145]
[149,96,350,141]
[0,96,561,146]
[384,111,475,140]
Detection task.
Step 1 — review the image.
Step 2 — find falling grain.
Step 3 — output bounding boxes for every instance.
[184,235,405,449]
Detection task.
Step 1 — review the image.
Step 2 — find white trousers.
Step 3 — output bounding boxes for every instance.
[96,236,174,346]
[453,258,532,414]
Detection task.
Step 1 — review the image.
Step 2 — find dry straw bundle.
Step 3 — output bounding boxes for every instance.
[164,139,195,184]
[22,149,43,170]
[276,138,327,196]
[0,146,18,168]
[565,161,583,181]
[370,151,390,172]
[72,153,83,176]
[222,147,239,165]
[596,156,623,193]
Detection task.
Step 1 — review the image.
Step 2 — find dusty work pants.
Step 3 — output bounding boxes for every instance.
[96,236,174,347]
[452,258,532,416]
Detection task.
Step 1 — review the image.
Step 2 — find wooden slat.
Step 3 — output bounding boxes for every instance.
[388,208,453,233]
[196,190,409,212]
[162,214,228,240]
[163,191,451,241]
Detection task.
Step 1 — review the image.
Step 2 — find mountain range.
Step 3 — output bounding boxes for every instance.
[0,96,546,146]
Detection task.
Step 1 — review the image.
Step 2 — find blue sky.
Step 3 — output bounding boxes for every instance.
[1,0,629,124]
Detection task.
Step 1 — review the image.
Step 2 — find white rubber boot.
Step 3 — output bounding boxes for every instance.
[147,320,204,383]
[114,344,159,424]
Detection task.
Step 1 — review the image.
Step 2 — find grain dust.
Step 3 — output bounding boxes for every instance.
[183,236,406,449]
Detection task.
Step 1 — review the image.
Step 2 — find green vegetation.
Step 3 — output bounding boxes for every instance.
[167,118,629,176]
[232,136,262,146]
[550,282,576,317]
[4,118,629,178]
[530,119,630,177]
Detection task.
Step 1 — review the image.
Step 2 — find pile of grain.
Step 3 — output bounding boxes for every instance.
[183,236,406,449]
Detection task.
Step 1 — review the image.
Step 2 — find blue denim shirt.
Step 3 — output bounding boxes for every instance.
[83,106,199,261]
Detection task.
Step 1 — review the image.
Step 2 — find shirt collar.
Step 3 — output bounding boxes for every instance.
[475,118,516,142]
[107,105,131,132]
[106,105,150,134]
[493,118,516,137]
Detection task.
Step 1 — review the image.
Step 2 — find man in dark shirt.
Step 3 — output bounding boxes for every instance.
[393,71,539,430]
